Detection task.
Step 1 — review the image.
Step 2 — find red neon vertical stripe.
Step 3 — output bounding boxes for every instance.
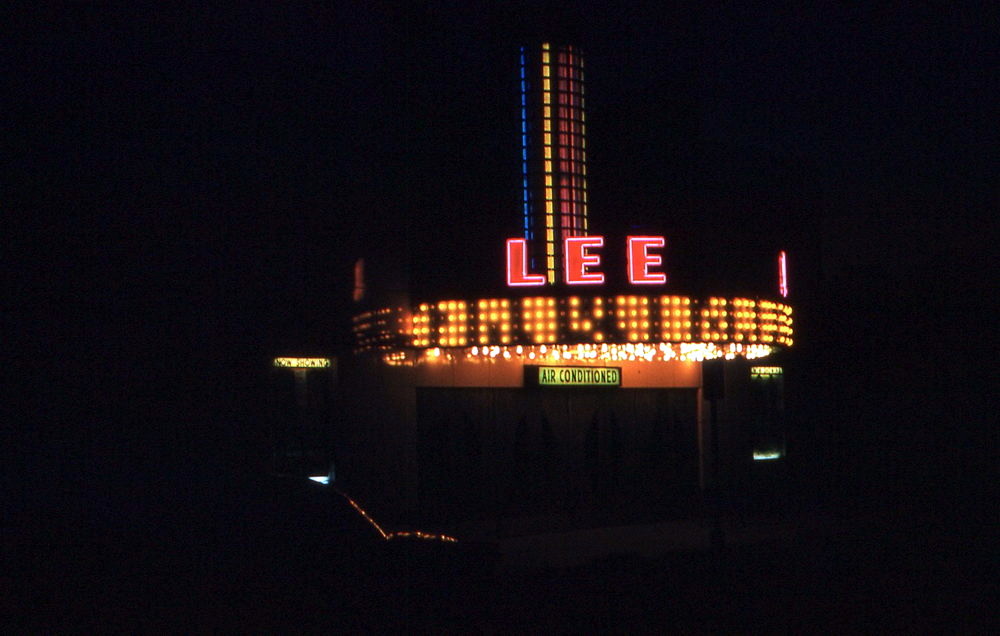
[778,251,788,297]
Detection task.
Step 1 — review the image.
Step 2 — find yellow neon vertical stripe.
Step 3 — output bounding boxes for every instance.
[542,49,555,283]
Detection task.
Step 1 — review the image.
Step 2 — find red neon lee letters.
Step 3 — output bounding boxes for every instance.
[507,236,667,286]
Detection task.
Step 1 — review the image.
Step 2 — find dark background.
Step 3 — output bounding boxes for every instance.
[8,2,993,527]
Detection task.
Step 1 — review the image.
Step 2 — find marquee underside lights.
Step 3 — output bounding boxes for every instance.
[353,294,792,364]
[386,342,775,366]
[273,357,332,368]
[382,342,775,366]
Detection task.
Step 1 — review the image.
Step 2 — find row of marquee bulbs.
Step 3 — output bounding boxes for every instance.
[381,342,775,366]
[408,296,792,348]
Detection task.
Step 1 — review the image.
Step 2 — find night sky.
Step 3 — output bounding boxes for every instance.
[10,3,994,474]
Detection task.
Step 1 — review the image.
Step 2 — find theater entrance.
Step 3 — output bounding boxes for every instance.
[416,387,698,529]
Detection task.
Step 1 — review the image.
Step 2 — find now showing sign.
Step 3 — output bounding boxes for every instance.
[525,365,622,388]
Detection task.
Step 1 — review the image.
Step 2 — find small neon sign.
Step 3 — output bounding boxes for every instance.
[526,365,621,387]
[750,366,783,379]
[273,357,331,369]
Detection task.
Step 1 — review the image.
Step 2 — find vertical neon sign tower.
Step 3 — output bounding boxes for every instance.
[520,43,589,284]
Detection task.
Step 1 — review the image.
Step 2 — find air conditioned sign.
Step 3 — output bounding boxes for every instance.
[525,365,622,387]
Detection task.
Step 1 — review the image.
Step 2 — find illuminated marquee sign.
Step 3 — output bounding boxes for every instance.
[399,295,792,349]
[750,366,783,379]
[355,237,796,363]
[354,294,792,365]
[507,236,667,286]
[526,365,621,387]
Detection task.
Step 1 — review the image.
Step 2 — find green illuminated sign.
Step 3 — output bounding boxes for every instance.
[527,365,621,387]
[274,357,332,369]
[750,366,783,379]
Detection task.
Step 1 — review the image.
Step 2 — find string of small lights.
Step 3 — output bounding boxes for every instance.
[334,488,458,543]
[382,341,774,366]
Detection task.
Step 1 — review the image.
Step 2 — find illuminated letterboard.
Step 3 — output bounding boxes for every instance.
[353,293,793,364]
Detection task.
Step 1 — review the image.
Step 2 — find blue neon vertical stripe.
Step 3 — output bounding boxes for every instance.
[520,48,530,239]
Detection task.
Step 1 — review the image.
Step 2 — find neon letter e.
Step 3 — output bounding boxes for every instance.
[627,236,667,284]
[564,236,605,284]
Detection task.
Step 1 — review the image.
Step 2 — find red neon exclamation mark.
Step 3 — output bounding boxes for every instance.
[778,251,788,297]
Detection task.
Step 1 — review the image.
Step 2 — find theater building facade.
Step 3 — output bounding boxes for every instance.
[338,44,794,533]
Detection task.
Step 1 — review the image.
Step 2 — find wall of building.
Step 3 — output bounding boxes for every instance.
[413,358,701,389]
[415,386,700,530]
[337,353,785,531]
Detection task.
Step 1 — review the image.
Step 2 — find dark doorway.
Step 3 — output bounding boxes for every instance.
[416,387,697,528]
